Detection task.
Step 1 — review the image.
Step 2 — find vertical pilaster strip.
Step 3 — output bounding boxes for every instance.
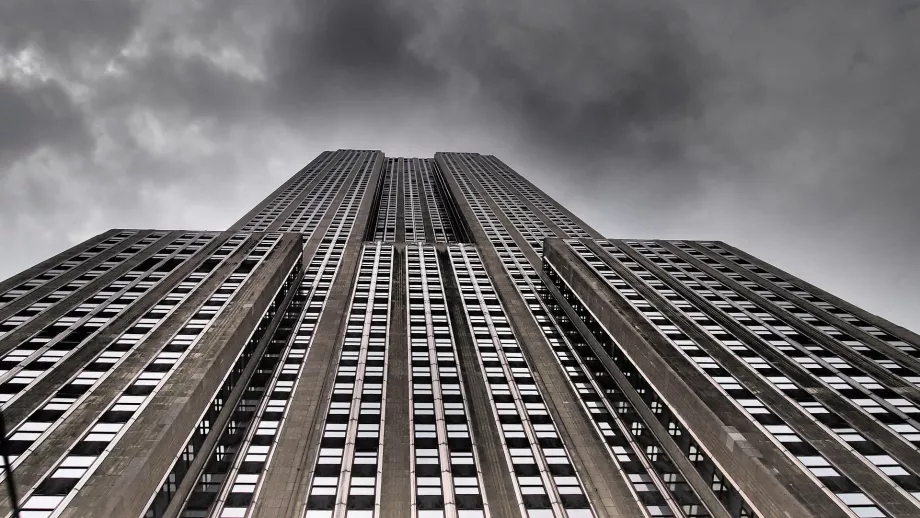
[380,244,411,518]
[414,159,437,243]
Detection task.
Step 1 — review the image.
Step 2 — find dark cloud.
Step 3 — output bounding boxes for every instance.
[266,0,714,167]
[0,0,918,328]
[0,0,140,66]
[424,2,712,163]
[268,0,444,112]
[0,80,91,166]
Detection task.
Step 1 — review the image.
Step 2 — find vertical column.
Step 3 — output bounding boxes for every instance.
[412,159,437,242]
[380,244,410,518]
[401,244,491,518]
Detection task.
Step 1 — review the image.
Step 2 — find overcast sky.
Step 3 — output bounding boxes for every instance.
[1,0,918,330]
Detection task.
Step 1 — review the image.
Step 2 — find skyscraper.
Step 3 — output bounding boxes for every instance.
[0,149,917,518]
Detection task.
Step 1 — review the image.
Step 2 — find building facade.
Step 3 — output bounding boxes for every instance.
[0,149,918,518]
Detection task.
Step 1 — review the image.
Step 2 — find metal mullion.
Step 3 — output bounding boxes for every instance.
[375,164,390,242]
[424,245,490,517]
[446,247,529,518]
[371,245,393,518]
[417,246,458,518]
[420,163,448,242]
[387,165,397,241]
[407,247,421,518]
[333,246,384,517]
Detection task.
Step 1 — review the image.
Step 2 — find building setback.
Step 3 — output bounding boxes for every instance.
[0,149,918,518]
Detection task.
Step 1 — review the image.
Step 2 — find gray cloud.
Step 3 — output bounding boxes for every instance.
[0,0,918,329]
[0,80,91,166]
[268,0,444,113]
[421,2,712,162]
[0,0,140,71]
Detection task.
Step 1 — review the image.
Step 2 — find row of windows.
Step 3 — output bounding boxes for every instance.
[417,160,456,243]
[14,234,282,517]
[0,232,173,339]
[440,155,516,252]
[0,231,138,310]
[455,155,556,255]
[615,241,920,512]
[698,243,919,373]
[625,241,920,464]
[240,151,337,233]
[276,151,362,234]
[370,157,460,245]
[306,154,376,239]
[404,159,426,242]
[241,149,377,234]
[476,155,592,240]
[475,176,554,255]
[574,241,886,517]
[305,244,393,516]
[2,234,248,475]
[373,160,398,242]
[0,233,218,411]
[407,244,486,516]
